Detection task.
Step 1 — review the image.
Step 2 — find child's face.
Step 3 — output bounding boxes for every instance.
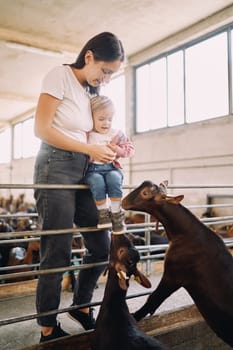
[93,105,114,134]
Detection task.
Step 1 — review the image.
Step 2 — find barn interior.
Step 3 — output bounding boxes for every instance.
[1,1,233,349]
[1,0,233,206]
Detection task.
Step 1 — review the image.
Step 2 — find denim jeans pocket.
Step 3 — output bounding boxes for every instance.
[48,148,74,162]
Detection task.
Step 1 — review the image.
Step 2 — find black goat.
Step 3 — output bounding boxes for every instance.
[91,232,169,350]
[122,180,233,347]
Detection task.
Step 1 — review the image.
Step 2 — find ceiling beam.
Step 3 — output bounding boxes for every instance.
[0,93,36,103]
[0,27,77,54]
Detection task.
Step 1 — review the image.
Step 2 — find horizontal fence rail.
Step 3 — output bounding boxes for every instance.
[0,290,153,327]
[1,183,233,189]
[0,261,107,281]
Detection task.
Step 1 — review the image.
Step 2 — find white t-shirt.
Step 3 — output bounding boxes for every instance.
[88,129,118,145]
[41,65,93,143]
[88,129,118,164]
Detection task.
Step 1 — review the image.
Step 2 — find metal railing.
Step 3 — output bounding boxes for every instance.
[1,183,233,329]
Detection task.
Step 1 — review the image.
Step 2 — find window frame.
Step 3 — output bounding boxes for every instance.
[134,23,233,134]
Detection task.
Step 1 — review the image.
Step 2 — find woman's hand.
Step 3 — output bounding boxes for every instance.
[87,144,116,163]
[107,143,117,152]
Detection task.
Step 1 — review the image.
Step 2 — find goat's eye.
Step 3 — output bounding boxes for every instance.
[142,190,148,196]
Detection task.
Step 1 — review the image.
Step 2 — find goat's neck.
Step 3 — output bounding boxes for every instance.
[153,202,207,240]
[103,267,128,306]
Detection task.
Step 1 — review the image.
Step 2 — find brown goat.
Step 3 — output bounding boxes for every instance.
[91,232,169,350]
[122,180,233,347]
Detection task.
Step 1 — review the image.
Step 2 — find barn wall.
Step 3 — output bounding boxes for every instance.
[127,116,233,215]
[125,6,233,215]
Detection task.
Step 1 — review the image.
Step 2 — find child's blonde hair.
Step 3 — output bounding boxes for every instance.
[90,95,114,113]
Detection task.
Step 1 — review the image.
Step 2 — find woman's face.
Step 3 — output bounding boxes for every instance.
[84,50,121,87]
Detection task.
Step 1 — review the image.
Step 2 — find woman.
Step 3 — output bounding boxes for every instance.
[33,32,125,343]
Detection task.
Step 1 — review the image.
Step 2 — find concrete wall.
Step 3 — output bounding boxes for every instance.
[128,116,233,215]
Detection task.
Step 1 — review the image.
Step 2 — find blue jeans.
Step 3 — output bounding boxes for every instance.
[33,143,110,327]
[85,163,123,202]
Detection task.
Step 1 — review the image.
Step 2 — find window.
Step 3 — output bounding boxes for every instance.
[167,51,184,126]
[13,117,40,159]
[13,123,22,159]
[0,128,11,163]
[136,59,167,131]
[185,32,228,122]
[136,64,151,132]
[101,74,125,132]
[135,27,231,132]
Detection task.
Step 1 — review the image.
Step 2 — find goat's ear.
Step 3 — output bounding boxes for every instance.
[166,195,184,204]
[134,269,151,288]
[118,278,128,290]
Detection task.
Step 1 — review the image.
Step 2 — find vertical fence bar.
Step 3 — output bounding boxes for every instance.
[144,213,151,276]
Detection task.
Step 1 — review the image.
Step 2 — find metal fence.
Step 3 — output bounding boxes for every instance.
[1,183,233,329]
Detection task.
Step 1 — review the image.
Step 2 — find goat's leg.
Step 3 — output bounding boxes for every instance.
[133,278,179,321]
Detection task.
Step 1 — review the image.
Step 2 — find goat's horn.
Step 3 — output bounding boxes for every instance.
[159,180,168,195]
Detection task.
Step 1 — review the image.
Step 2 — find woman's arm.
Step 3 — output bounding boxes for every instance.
[35,93,116,162]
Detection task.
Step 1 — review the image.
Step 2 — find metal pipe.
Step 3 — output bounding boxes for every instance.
[1,219,233,245]
[0,213,38,219]
[0,184,89,189]
[0,255,84,272]
[0,291,152,326]
[1,183,233,189]
[0,261,107,281]
[0,227,96,239]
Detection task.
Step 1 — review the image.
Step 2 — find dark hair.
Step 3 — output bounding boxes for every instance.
[70,32,125,95]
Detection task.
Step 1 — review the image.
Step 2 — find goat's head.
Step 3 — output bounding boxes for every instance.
[122,180,184,215]
[110,233,151,290]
